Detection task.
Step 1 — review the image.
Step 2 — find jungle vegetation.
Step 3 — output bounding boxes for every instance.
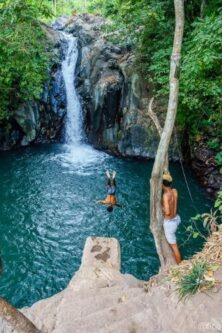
[0,0,221,159]
[0,0,52,122]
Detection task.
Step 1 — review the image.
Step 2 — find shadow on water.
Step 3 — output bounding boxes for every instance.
[0,144,211,307]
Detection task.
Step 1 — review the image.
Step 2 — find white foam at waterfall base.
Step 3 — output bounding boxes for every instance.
[58,144,109,175]
[58,33,108,173]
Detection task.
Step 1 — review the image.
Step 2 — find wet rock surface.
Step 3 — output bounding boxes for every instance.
[191,147,222,197]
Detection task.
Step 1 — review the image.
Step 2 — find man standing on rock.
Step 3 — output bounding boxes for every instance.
[162,173,182,264]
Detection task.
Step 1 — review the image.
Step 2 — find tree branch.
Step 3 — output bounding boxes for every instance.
[147,97,163,136]
[147,97,169,172]
[0,298,41,333]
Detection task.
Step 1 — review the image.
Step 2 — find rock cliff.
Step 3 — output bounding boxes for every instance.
[1,14,173,159]
[57,14,178,159]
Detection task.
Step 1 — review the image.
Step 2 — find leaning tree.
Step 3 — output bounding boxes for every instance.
[149,0,185,268]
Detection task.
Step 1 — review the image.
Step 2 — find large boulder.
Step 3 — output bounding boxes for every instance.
[14,102,39,146]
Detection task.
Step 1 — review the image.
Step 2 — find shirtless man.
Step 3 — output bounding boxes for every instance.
[97,170,121,212]
[162,173,182,264]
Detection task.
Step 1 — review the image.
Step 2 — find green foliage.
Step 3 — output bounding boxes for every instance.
[86,0,118,17]
[202,210,219,233]
[179,12,222,143]
[188,190,222,240]
[37,0,119,17]
[0,0,51,121]
[186,224,200,239]
[177,261,212,300]
[215,152,222,165]
[214,191,222,212]
[207,138,220,150]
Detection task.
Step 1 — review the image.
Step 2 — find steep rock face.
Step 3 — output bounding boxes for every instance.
[0,27,66,151]
[58,14,178,159]
[191,146,222,197]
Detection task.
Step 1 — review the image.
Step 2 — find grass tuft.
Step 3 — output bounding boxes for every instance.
[177,261,210,300]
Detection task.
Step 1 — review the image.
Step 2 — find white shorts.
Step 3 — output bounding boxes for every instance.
[163,215,181,244]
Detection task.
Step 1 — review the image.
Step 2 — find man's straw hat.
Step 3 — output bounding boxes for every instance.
[162,172,173,182]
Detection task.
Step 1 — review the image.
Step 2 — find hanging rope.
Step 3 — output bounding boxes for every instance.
[174,128,199,213]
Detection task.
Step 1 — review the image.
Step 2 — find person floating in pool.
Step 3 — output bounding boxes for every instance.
[162,172,182,264]
[96,170,122,212]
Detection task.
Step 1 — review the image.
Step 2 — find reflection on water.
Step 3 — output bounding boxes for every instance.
[0,144,211,307]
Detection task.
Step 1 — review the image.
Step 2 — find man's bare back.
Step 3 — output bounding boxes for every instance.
[162,188,178,219]
[162,173,181,264]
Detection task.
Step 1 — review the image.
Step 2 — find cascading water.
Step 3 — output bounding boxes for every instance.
[59,32,107,169]
[61,33,83,144]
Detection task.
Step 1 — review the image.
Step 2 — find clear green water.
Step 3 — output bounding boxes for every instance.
[0,143,211,308]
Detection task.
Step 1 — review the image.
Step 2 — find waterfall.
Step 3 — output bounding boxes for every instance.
[58,32,107,169]
[61,33,83,144]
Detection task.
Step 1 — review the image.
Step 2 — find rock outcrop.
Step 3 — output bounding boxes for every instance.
[56,14,179,159]
[1,236,222,333]
[191,146,222,197]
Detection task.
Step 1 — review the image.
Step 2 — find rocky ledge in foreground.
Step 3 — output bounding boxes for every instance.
[1,235,222,333]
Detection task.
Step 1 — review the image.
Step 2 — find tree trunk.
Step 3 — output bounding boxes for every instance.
[0,298,41,333]
[53,0,57,15]
[61,0,64,15]
[150,0,184,268]
[200,0,205,17]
